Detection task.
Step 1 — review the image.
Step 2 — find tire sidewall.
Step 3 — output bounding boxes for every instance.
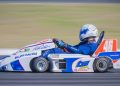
[30,57,49,72]
[93,57,109,73]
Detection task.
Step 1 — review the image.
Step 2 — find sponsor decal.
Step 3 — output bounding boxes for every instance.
[34,45,50,50]
[95,39,117,55]
[73,66,89,72]
[72,59,90,72]
[20,48,30,52]
[76,61,89,67]
[15,52,37,59]
[51,55,59,58]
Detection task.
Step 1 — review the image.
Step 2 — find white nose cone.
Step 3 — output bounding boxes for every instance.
[0,48,18,55]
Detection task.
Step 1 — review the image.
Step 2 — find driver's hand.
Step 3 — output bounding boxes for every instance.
[53,38,66,48]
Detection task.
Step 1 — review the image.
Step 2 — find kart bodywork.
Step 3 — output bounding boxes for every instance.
[0,35,120,72]
[48,39,120,72]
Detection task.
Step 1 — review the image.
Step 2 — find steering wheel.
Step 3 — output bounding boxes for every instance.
[53,38,60,46]
[53,38,68,52]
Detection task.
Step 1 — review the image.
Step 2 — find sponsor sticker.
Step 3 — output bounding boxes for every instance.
[72,59,90,72]
[34,45,50,50]
[15,52,37,59]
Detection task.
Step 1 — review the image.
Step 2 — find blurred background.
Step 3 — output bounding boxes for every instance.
[0,0,120,48]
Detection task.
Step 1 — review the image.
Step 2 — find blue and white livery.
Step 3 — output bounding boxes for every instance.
[0,33,120,72]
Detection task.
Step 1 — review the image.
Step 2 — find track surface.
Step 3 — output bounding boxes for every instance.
[0,70,120,86]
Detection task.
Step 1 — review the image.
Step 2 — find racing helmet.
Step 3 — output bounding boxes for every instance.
[79,24,98,41]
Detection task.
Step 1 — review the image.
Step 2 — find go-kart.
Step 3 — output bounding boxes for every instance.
[0,31,120,72]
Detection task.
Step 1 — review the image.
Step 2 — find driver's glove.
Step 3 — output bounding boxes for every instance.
[53,38,67,48]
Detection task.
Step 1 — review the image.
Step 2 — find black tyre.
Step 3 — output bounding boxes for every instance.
[30,57,49,72]
[93,57,110,73]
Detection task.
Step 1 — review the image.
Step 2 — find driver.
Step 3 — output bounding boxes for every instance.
[42,24,98,57]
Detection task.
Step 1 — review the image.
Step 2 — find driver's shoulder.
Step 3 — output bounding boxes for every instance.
[74,42,85,47]
[74,41,97,48]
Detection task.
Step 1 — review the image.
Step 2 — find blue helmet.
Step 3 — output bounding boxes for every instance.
[79,24,98,41]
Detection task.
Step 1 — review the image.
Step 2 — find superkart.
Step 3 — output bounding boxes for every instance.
[0,31,120,72]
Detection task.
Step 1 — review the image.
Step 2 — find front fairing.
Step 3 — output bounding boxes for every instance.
[0,39,56,71]
[13,39,56,55]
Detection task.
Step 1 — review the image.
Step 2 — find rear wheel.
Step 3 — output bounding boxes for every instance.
[30,57,49,72]
[93,57,110,73]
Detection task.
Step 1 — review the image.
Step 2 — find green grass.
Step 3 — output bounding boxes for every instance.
[0,3,120,48]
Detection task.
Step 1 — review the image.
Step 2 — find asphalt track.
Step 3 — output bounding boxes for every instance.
[0,70,120,86]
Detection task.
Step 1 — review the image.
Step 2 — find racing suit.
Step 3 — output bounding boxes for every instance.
[42,41,97,58]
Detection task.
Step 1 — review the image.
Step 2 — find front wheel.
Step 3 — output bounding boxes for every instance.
[93,57,109,73]
[30,57,49,72]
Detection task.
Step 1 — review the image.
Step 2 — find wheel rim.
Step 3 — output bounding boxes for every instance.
[97,60,107,71]
[37,60,47,72]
